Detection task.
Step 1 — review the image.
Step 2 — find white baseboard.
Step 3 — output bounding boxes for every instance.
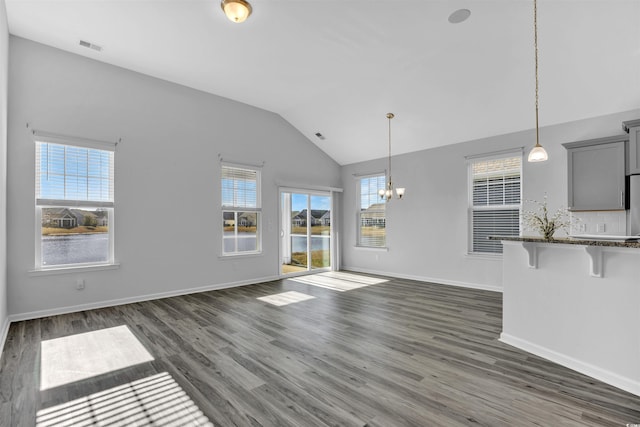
[500,332,640,397]
[0,315,10,363]
[8,275,280,323]
[341,266,502,293]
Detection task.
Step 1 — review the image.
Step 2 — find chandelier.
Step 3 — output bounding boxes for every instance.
[379,113,405,201]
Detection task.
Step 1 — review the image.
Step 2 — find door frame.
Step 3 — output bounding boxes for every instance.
[278,186,339,277]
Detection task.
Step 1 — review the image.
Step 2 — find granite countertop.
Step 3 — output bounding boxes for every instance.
[488,235,640,248]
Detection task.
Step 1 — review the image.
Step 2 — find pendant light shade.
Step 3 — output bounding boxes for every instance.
[221,0,252,23]
[527,0,549,163]
[528,143,548,162]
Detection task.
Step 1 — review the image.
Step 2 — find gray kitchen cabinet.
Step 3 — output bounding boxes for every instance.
[624,119,640,175]
[563,135,627,211]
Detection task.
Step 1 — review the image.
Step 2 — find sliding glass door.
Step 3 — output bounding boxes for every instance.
[281,190,331,275]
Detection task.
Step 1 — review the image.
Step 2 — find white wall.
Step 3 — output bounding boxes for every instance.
[6,36,640,318]
[341,109,640,291]
[0,0,9,347]
[7,37,341,318]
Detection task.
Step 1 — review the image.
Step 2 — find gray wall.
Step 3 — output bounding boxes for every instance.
[5,34,640,319]
[341,109,640,291]
[7,37,341,318]
[0,0,8,344]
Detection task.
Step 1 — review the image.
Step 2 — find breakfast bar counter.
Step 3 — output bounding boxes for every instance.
[492,235,640,248]
[493,237,640,397]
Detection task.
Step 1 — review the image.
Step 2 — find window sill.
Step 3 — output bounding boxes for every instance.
[465,252,503,260]
[354,246,389,252]
[29,262,120,276]
[218,252,263,260]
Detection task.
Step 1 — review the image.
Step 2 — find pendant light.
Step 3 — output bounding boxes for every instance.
[378,113,405,201]
[221,0,252,23]
[527,0,549,162]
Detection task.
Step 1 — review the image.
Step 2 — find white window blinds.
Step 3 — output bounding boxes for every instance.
[221,164,261,255]
[358,174,386,247]
[360,175,385,210]
[34,135,116,268]
[36,141,114,208]
[221,166,259,210]
[470,155,521,254]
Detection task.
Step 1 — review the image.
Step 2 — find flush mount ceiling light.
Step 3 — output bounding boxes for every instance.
[528,0,549,162]
[379,113,405,202]
[221,0,252,23]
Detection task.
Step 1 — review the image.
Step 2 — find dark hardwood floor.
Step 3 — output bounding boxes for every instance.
[1,271,639,426]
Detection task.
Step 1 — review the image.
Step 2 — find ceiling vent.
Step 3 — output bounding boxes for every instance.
[79,40,103,52]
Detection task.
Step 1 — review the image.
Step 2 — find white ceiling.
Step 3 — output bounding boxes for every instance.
[5,0,640,165]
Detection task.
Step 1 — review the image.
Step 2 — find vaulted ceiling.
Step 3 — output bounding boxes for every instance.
[5,0,640,165]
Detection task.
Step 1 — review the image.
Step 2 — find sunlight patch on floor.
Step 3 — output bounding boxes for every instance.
[36,372,212,427]
[40,325,154,391]
[290,271,388,292]
[281,264,307,274]
[257,290,316,306]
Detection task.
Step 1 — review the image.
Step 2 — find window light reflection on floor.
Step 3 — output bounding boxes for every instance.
[290,271,388,292]
[257,290,316,306]
[40,325,154,391]
[36,372,212,427]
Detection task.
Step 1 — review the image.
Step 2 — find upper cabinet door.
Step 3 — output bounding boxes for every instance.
[625,120,640,175]
[565,138,626,211]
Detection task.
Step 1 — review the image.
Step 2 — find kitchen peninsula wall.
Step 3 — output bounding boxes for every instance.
[499,238,640,396]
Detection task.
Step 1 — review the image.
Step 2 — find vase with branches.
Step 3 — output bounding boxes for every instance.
[523,195,574,240]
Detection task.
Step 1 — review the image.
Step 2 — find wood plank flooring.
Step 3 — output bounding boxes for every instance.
[1,271,640,426]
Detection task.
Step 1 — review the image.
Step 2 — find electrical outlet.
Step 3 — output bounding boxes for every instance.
[597,223,606,233]
[76,279,85,290]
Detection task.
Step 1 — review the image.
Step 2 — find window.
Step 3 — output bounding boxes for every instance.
[468,153,521,254]
[357,174,386,247]
[221,164,261,255]
[35,139,115,268]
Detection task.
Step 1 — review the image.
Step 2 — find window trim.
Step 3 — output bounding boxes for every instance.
[220,162,262,257]
[356,172,387,249]
[34,135,116,271]
[29,262,120,277]
[467,150,523,255]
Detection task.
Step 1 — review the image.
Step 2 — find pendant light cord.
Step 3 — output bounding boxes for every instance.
[534,0,540,147]
[388,114,392,187]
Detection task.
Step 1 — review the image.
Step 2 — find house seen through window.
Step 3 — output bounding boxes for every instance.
[36,140,115,268]
[221,164,261,255]
[357,174,386,248]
